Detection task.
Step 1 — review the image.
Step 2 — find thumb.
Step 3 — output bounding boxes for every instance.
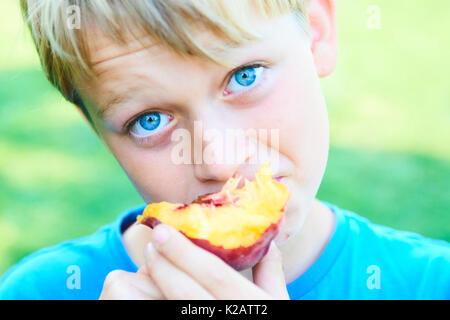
[252,241,290,300]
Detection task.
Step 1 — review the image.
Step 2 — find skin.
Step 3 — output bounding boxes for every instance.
[76,0,338,299]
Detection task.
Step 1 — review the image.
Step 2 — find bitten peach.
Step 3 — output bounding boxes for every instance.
[137,163,290,270]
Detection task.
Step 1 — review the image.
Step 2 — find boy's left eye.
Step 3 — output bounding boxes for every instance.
[225,65,265,94]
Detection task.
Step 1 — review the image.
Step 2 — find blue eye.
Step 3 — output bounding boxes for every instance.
[235,68,257,86]
[226,65,264,94]
[130,112,171,137]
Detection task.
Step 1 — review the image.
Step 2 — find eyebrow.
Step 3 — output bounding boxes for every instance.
[96,93,134,119]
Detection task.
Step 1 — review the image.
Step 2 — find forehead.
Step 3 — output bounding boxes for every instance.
[87,12,302,68]
[78,13,306,118]
[84,0,269,63]
[88,28,157,66]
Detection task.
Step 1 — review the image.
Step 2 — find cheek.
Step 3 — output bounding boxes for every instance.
[256,60,329,182]
[101,135,191,203]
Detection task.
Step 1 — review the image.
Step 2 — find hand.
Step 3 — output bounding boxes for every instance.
[99,266,164,300]
[142,223,290,300]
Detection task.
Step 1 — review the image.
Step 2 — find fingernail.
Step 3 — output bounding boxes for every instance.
[153,225,170,246]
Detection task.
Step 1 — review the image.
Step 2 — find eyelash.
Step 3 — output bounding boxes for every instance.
[124,111,175,143]
[123,109,175,136]
[223,63,268,97]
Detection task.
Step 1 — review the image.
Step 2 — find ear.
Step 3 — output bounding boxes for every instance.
[307,0,338,77]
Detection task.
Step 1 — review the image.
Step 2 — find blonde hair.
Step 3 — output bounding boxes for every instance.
[20,0,309,118]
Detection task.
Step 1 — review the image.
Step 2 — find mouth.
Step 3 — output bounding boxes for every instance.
[274,176,286,182]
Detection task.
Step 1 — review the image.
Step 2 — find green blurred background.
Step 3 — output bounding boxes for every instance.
[0,0,449,275]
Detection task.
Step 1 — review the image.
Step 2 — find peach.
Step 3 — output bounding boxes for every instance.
[137,162,290,270]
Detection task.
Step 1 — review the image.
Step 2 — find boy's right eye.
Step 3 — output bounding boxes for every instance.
[129,111,173,138]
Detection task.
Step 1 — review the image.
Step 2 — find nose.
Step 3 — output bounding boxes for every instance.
[192,120,254,183]
[195,161,241,183]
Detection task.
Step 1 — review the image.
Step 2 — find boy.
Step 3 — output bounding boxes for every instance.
[0,0,448,299]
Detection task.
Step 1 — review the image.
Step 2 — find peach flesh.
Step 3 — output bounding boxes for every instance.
[139,214,284,270]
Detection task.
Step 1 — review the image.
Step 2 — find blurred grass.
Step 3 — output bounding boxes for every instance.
[0,0,449,275]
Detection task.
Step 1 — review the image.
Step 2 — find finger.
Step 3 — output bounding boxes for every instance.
[150,224,268,299]
[100,285,151,300]
[252,242,289,299]
[100,269,163,300]
[137,265,149,275]
[123,223,154,268]
[144,242,215,300]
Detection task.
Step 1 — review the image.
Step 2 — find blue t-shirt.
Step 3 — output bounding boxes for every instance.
[0,201,449,300]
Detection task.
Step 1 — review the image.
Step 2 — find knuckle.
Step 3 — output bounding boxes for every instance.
[103,270,125,288]
[209,269,229,288]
